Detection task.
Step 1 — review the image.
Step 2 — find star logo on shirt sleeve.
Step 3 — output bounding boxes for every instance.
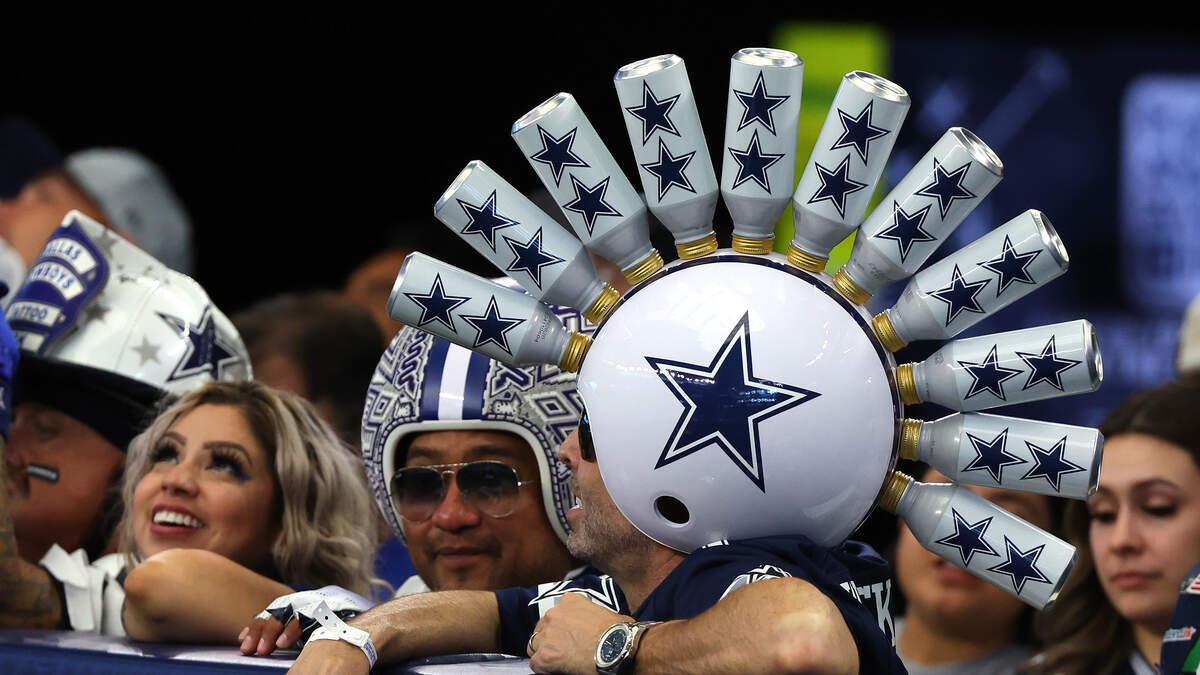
[645,312,821,492]
[915,159,977,219]
[461,296,526,356]
[987,536,1051,594]
[727,130,784,193]
[806,156,868,218]
[874,200,936,263]
[1015,336,1081,391]
[958,345,1023,401]
[528,576,622,613]
[830,101,890,164]
[929,264,991,326]
[501,228,566,290]
[402,274,471,332]
[934,509,1000,566]
[529,125,589,186]
[1022,436,1085,491]
[979,235,1041,297]
[962,428,1026,483]
[732,72,788,135]
[563,175,621,236]
[625,82,681,145]
[641,139,697,201]
[458,190,519,252]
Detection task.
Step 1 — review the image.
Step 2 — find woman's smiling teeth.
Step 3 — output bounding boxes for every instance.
[153,510,205,528]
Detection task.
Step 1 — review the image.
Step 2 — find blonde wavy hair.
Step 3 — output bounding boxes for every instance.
[118,380,385,597]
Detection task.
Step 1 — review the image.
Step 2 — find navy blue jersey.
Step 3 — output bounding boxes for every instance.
[495,536,904,673]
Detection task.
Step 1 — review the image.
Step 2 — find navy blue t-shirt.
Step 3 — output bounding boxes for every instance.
[495,536,904,673]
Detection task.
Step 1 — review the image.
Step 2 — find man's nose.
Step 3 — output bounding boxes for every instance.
[430,475,483,532]
[558,428,581,468]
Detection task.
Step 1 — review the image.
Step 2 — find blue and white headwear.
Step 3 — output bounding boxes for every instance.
[362,301,592,545]
[5,210,251,449]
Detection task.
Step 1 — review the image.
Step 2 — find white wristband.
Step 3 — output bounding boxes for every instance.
[304,601,378,668]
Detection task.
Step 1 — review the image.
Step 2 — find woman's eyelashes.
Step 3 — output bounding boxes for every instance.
[150,441,250,481]
[151,442,180,464]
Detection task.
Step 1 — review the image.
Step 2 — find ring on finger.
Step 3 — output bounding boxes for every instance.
[527,630,540,654]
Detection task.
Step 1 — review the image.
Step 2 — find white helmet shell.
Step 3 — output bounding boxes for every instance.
[579,252,899,552]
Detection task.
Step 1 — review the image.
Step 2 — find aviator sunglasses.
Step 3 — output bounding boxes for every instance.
[579,413,596,462]
[390,461,535,523]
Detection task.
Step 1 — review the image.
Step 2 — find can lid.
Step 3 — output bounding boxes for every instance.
[513,93,573,134]
[616,54,682,81]
[434,161,480,214]
[950,127,1004,177]
[1083,321,1104,388]
[1032,210,1070,269]
[733,48,801,68]
[847,71,909,103]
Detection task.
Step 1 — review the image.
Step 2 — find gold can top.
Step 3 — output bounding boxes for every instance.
[899,418,922,460]
[676,232,719,260]
[731,234,775,255]
[623,250,665,286]
[832,268,871,305]
[583,284,621,324]
[786,244,828,273]
[872,312,906,353]
[877,470,913,514]
[896,363,921,406]
[559,332,593,373]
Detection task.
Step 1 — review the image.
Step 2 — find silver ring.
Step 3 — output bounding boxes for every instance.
[527,630,540,654]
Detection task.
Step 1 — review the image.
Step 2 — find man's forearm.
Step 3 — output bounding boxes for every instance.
[633,578,859,675]
[0,439,63,629]
[349,590,502,666]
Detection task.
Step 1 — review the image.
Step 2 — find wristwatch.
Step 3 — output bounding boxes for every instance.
[595,620,662,674]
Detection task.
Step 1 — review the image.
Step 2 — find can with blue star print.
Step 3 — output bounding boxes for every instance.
[894,319,1103,412]
[899,412,1103,500]
[788,71,909,272]
[879,470,1077,609]
[386,252,592,372]
[872,209,1069,349]
[719,48,803,255]
[433,161,619,323]
[614,54,719,259]
[511,92,663,285]
[834,127,1003,304]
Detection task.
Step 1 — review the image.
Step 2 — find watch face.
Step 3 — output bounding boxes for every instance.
[598,629,629,665]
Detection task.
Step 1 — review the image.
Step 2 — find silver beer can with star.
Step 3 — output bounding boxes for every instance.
[879,471,1076,609]
[872,209,1069,350]
[433,161,619,323]
[834,127,1003,304]
[719,48,804,254]
[512,93,664,286]
[614,54,720,259]
[899,412,1103,500]
[894,319,1103,412]
[788,71,909,272]
[387,252,591,372]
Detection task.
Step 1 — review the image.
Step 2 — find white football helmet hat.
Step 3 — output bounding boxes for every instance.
[5,210,251,448]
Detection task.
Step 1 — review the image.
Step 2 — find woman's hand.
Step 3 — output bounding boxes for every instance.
[239,614,302,656]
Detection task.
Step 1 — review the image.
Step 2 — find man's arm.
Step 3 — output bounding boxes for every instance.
[289,590,501,675]
[122,548,293,642]
[0,437,64,629]
[530,577,859,675]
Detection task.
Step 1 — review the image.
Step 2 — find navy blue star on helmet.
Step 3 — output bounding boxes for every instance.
[625,82,681,145]
[962,428,1026,483]
[727,130,784,193]
[563,175,621,236]
[645,312,821,492]
[874,200,936,263]
[641,139,697,201]
[403,273,471,332]
[157,306,243,382]
[461,296,526,356]
[1022,436,1084,491]
[987,536,1051,594]
[806,156,867,218]
[732,72,788,135]
[958,345,1023,401]
[934,509,1000,566]
[830,101,890,164]
[929,264,991,326]
[529,125,589,187]
[979,235,1041,297]
[1016,336,1080,391]
[915,159,977,220]
[501,228,566,291]
[458,190,518,252]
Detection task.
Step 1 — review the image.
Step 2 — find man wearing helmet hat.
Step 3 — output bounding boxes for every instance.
[0,211,250,629]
